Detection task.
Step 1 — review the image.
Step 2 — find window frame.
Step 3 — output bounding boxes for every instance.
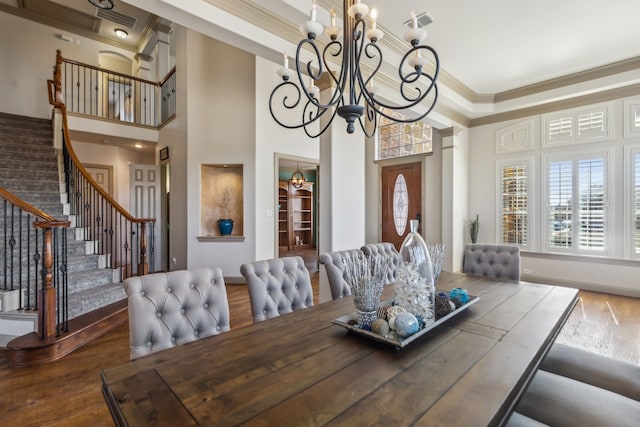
[541,102,613,148]
[496,156,534,250]
[542,148,613,256]
[624,144,640,259]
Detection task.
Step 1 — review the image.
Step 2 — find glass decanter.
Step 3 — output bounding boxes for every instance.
[394,219,436,327]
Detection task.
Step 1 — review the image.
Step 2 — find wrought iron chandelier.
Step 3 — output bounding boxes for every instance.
[269,0,439,138]
[290,163,306,188]
[88,0,114,10]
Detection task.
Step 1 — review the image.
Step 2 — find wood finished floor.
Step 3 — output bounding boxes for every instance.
[0,276,638,426]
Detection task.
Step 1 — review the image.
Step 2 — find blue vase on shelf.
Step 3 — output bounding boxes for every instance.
[218,219,234,236]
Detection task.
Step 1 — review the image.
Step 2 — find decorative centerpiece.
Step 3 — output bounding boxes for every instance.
[342,251,392,330]
[427,242,445,285]
[394,219,436,327]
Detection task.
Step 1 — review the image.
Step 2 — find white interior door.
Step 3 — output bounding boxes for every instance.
[130,164,161,272]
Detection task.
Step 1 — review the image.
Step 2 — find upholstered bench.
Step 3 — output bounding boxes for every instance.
[508,343,640,426]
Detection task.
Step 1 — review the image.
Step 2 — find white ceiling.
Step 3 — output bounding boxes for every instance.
[3,0,639,146]
[374,0,640,94]
[6,0,639,106]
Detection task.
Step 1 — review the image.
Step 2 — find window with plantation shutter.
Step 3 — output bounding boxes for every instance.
[633,151,640,256]
[546,116,572,144]
[548,161,573,248]
[577,158,605,250]
[543,103,611,147]
[545,154,608,254]
[577,110,605,139]
[499,163,528,246]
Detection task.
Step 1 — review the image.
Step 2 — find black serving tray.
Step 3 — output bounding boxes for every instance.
[332,295,480,349]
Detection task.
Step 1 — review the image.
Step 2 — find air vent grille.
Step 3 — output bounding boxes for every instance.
[96,8,137,29]
[403,12,433,29]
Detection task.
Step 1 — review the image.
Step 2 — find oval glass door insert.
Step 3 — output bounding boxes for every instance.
[393,174,409,236]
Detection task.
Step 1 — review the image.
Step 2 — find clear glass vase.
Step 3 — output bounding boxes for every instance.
[394,219,436,327]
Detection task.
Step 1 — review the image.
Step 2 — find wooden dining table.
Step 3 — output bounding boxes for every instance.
[101,272,579,426]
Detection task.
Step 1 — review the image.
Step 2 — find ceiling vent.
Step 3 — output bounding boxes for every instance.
[403,12,433,29]
[96,8,136,29]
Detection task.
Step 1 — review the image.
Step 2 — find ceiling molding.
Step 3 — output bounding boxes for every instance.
[494,56,640,103]
[0,3,137,53]
[469,83,640,128]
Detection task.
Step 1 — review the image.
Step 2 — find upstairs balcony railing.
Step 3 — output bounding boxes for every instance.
[56,50,176,127]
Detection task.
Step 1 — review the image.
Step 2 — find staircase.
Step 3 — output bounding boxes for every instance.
[0,112,126,348]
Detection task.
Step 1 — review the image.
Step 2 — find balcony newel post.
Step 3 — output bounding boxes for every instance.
[54,49,63,105]
[36,223,56,338]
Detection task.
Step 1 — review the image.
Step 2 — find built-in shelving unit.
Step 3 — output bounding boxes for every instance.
[278,180,314,250]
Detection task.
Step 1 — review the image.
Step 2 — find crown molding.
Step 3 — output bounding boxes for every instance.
[494,56,640,103]
[469,83,640,127]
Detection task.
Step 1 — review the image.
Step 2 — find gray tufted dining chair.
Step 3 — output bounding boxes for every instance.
[360,242,401,285]
[123,268,230,360]
[318,248,363,300]
[463,243,521,281]
[240,256,314,323]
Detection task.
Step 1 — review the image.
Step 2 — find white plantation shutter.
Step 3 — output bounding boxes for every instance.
[577,158,605,250]
[546,155,607,254]
[577,110,605,139]
[547,116,573,144]
[500,164,528,246]
[634,152,640,255]
[543,103,611,146]
[548,161,573,248]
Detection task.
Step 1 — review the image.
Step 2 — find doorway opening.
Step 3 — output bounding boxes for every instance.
[276,156,319,273]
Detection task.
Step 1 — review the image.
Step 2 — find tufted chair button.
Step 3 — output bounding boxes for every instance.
[180,308,186,314]
[263,310,267,314]
[216,326,220,331]
[190,283,195,289]
[167,287,172,293]
[156,312,162,318]
[204,303,209,308]
[171,336,176,343]
[140,291,146,296]
[146,341,152,347]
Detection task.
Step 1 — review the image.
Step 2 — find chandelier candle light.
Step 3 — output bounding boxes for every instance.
[269,0,440,138]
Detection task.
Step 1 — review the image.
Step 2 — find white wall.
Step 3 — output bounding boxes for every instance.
[71,141,154,212]
[468,98,640,297]
[254,57,319,261]
[0,12,134,119]
[183,30,256,278]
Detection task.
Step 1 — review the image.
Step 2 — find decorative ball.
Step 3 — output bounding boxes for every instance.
[386,306,406,330]
[393,312,420,337]
[435,292,456,317]
[371,318,390,336]
[449,288,469,307]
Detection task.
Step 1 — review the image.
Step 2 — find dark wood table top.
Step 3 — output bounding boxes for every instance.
[101,272,578,427]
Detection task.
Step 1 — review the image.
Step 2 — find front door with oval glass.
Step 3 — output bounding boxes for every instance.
[381,162,422,250]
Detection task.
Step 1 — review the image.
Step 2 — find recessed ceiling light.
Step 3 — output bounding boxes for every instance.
[114,29,128,39]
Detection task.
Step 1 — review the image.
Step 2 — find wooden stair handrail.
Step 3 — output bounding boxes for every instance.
[48,52,155,226]
[0,187,70,228]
